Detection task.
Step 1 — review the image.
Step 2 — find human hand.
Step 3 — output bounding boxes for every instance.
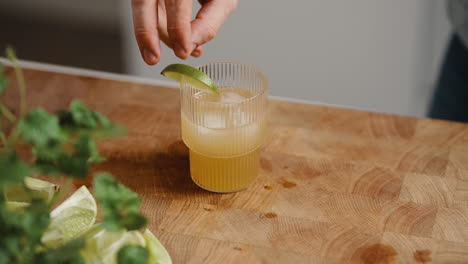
[131,0,238,65]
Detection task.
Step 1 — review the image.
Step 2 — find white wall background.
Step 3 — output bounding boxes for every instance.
[121,0,452,117]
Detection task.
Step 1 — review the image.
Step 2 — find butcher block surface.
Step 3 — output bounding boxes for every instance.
[4,66,468,263]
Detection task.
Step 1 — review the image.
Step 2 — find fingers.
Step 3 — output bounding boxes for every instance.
[191,0,237,46]
[158,1,202,58]
[132,0,201,64]
[165,0,193,59]
[156,0,171,47]
[191,46,203,57]
[131,0,161,65]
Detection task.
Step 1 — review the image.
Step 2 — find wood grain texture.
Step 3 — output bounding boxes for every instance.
[4,67,468,263]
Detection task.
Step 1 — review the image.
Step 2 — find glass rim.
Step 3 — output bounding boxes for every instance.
[183,62,268,106]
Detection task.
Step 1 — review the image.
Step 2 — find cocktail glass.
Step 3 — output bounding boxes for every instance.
[180,62,268,193]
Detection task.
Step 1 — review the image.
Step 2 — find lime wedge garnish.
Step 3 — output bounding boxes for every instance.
[161,64,219,94]
[81,224,148,264]
[144,229,172,264]
[42,186,97,248]
[80,225,172,264]
[4,177,59,204]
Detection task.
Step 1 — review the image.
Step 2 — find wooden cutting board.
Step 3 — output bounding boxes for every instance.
[4,67,468,263]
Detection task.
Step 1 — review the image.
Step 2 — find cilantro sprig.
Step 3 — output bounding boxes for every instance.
[117,245,149,264]
[0,48,149,263]
[94,173,147,232]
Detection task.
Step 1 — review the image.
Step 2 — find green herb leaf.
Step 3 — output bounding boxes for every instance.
[73,134,105,163]
[35,238,85,264]
[0,199,50,263]
[117,245,148,264]
[31,134,105,178]
[59,100,126,138]
[103,213,147,232]
[32,134,104,177]
[32,138,63,161]
[57,153,89,178]
[0,62,8,94]
[34,159,61,176]
[0,152,29,188]
[119,213,147,231]
[0,78,8,95]
[92,111,112,128]
[93,173,147,231]
[70,100,98,129]
[18,109,62,147]
[0,251,9,264]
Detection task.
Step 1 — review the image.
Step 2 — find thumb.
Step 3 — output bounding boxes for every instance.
[191,0,237,46]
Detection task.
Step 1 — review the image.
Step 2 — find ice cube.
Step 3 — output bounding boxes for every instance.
[202,111,226,129]
[219,91,247,103]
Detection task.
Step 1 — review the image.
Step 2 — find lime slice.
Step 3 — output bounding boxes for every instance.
[42,186,97,248]
[79,223,107,262]
[144,229,172,264]
[4,177,59,204]
[81,225,172,264]
[81,224,147,264]
[161,64,219,94]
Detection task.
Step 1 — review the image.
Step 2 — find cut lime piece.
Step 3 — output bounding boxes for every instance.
[42,186,97,248]
[80,223,109,262]
[81,224,147,264]
[81,225,172,264]
[161,64,219,94]
[101,231,146,264]
[144,229,172,264]
[4,177,59,204]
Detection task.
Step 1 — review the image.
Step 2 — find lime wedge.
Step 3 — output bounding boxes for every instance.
[42,186,97,248]
[81,225,172,264]
[161,64,219,94]
[144,229,172,264]
[4,177,59,204]
[81,224,147,264]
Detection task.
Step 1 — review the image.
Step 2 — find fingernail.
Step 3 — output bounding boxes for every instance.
[192,50,201,57]
[174,43,188,59]
[143,49,158,65]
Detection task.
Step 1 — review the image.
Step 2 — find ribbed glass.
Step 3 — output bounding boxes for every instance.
[180,62,268,193]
